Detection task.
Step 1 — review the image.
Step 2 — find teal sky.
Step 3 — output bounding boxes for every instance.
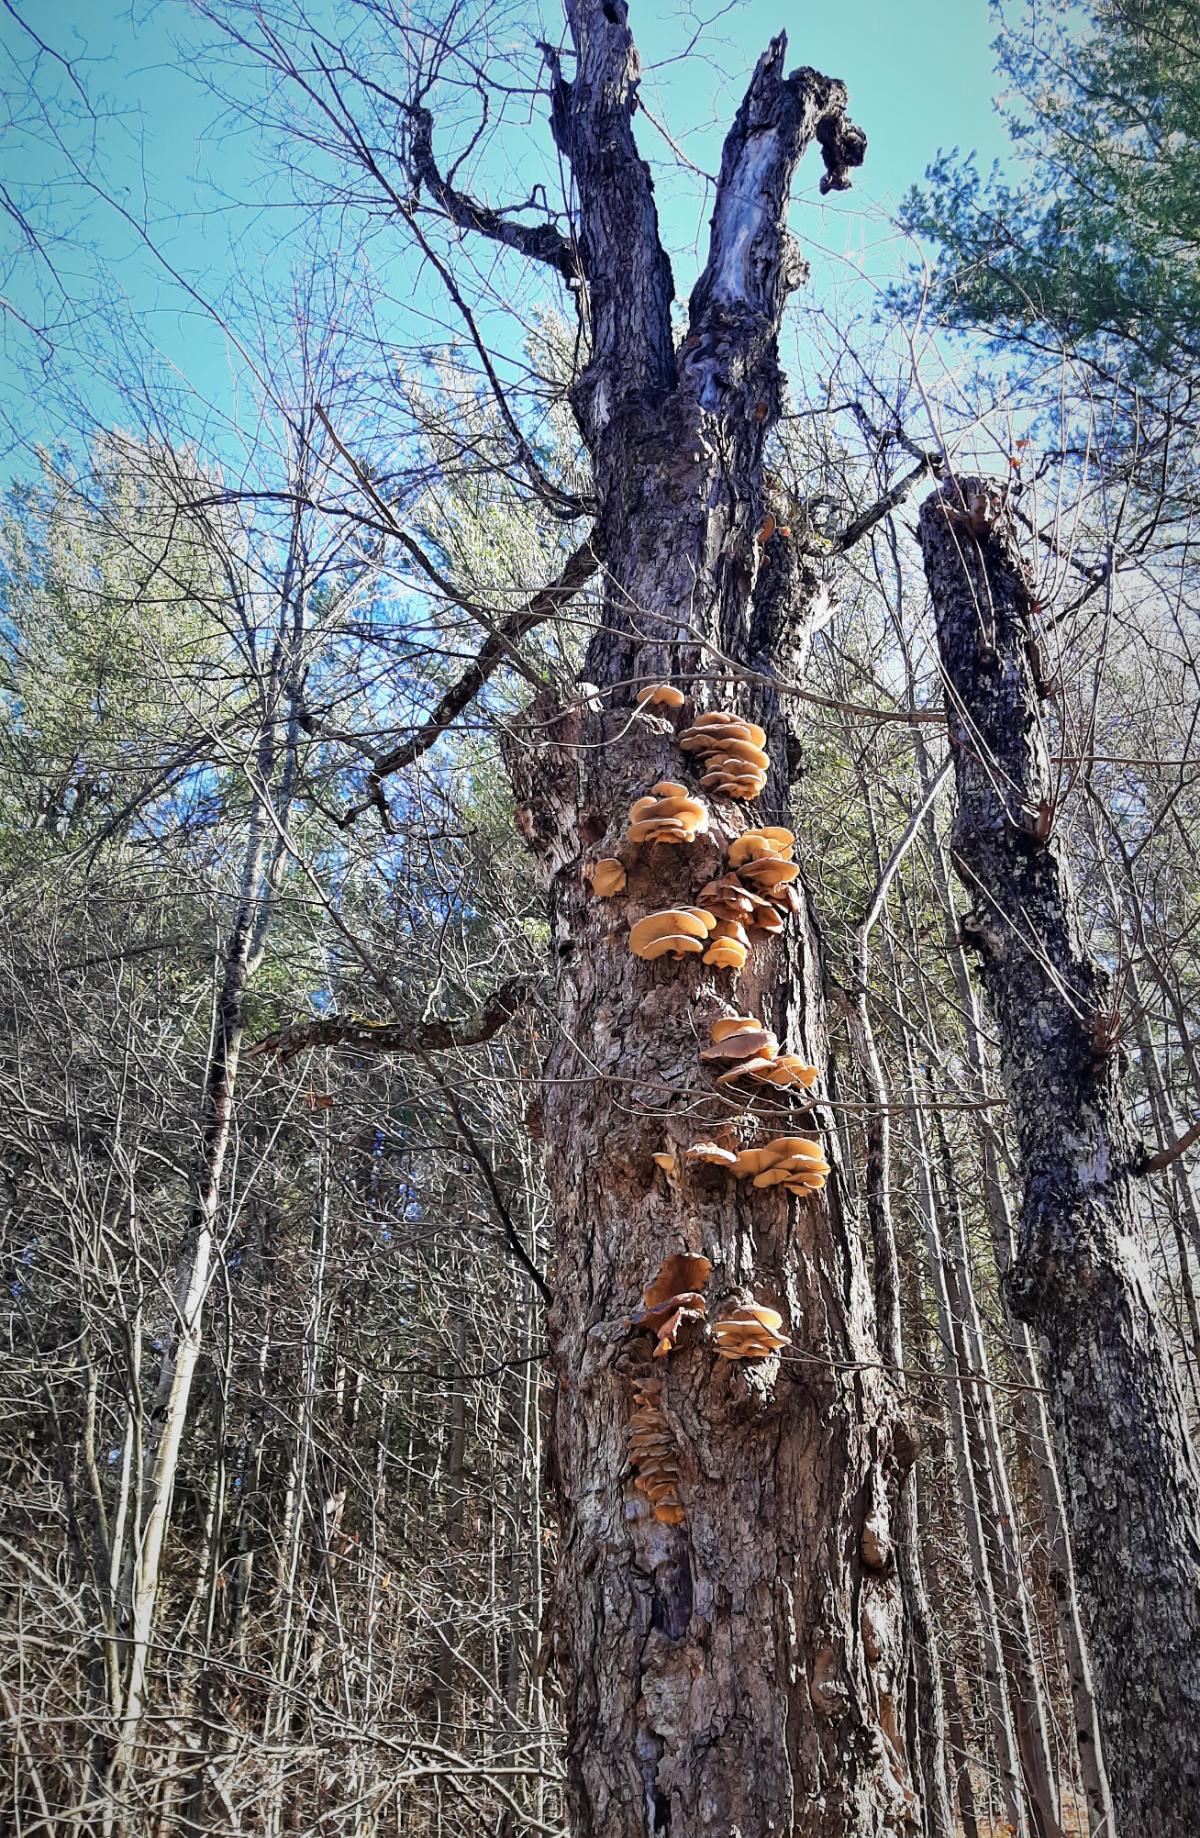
[0,0,1012,473]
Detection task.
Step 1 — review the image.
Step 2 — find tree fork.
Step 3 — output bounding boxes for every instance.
[918,473,1200,1837]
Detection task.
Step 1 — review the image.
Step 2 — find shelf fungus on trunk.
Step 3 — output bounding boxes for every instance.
[684,1141,739,1169]
[586,856,627,897]
[701,1011,781,1084]
[626,780,710,845]
[679,710,770,801]
[628,906,718,961]
[700,1013,821,1093]
[631,1251,713,1359]
[703,918,751,970]
[754,1052,820,1090]
[627,1377,687,1525]
[636,682,686,713]
[733,1136,831,1193]
[728,826,801,909]
[699,875,785,933]
[713,1303,792,1360]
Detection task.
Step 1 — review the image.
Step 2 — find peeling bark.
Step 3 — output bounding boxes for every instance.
[919,474,1200,1837]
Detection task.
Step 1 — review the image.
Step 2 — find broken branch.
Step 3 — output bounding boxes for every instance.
[248,976,536,1064]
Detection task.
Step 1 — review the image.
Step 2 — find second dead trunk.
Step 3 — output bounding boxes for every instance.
[919,474,1200,1837]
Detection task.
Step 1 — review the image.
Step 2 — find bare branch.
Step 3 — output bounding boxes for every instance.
[1138,1117,1200,1176]
[247,975,537,1064]
[405,103,578,282]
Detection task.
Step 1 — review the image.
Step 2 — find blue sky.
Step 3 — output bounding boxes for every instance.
[0,0,1012,474]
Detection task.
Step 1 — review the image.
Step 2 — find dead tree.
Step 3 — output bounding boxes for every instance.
[466,6,923,1832]
[918,473,1200,1837]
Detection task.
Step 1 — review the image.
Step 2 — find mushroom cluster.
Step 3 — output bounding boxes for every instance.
[632,1252,711,1359]
[636,682,685,713]
[698,875,784,934]
[629,907,717,961]
[732,1135,830,1193]
[703,918,750,970]
[700,1014,820,1091]
[680,711,769,801]
[627,781,709,846]
[713,1304,790,1360]
[628,1378,686,1524]
[728,827,800,910]
[587,857,626,897]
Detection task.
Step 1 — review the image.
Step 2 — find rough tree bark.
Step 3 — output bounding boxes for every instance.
[490,7,921,1832]
[919,474,1200,1838]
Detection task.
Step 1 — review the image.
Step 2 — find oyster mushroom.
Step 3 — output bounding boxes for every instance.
[679,711,770,801]
[636,682,686,712]
[703,919,750,970]
[629,907,717,961]
[628,1378,686,1524]
[685,1141,739,1168]
[732,1134,830,1193]
[626,780,710,845]
[588,857,627,897]
[713,1303,791,1360]
[633,1251,712,1358]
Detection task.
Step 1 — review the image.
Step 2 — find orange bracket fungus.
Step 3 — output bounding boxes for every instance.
[701,1014,819,1092]
[698,876,784,934]
[628,907,717,961]
[626,781,709,846]
[632,1251,712,1359]
[728,826,799,906]
[685,1141,738,1169]
[636,683,686,712]
[700,1012,781,1084]
[679,712,770,801]
[754,1053,820,1090]
[703,918,750,970]
[628,1378,686,1524]
[587,857,626,897]
[652,1150,677,1175]
[713,1304,791,1360]
[732,1136,831,1193]
[728,826,793,866]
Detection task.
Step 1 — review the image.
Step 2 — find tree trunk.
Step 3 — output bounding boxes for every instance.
[500,10,920,1832]
[109,778,271,1801]
[918,474,1200,1836]
[891,610,1111,1832]
[900,1030,1026,1836]
[844,955,954,1838]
